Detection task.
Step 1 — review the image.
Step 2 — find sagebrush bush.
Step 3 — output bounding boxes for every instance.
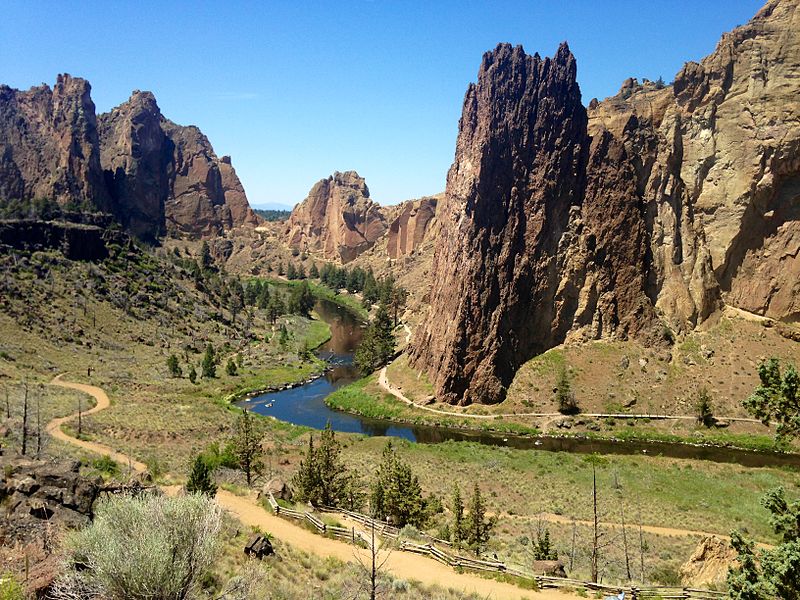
[52,493,222,600]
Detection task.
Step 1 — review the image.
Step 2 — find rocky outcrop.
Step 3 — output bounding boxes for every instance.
[0,217,128,261]
[98,91,261,240]
[412,0,800,405]
[0,74,111,210]
[386,196,439,259]
[285,171,387,262]
[98,91,171,239]
[0,76,259,240]
[410,43,593,405]
[0,456,101,542]
[680,536,737,588]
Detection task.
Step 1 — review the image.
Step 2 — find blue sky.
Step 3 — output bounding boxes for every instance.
[1,1,764,207]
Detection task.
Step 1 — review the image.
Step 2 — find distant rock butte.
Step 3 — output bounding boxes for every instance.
[411,0,800,405]
[0,78,259,240]
[285,171,387,262]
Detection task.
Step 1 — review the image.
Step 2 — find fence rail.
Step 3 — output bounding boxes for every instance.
[266,494,724,600]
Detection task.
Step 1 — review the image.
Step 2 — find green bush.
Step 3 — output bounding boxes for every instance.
[52,494,222,600]
[0,574,24,600]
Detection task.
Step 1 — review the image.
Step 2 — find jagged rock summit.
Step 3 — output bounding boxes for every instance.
[0,74,111,210]
[285,170,387,262]
[411,0,800,405]
[0,77,260,240]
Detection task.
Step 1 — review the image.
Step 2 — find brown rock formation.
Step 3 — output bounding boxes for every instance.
[386,196,439,259]
[98,91,171,239]
[412,0,800,405]
[680,536,737,588]
[285,171,387,262]
[0,74,110,210]
[98,91,260,240]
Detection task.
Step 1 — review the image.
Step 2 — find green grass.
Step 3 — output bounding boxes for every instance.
[326,377,408,420]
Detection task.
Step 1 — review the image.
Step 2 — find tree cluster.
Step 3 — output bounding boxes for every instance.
[744,358,799,439]
[449,483,496,556]
[292,422,363,510]
[354,303,395,374]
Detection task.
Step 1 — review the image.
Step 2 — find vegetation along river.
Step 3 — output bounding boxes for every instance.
[239,298,800,469]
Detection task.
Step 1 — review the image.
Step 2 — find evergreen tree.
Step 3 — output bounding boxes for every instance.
[465,482,495,556]
[277,261,285,276]
[201,344,216,378]
[292,422,350,507]
[166,354,182,378]
[278,324,290,347]
[267,294,285,324]
[298,263,306,279]
[370,442,426,527]
[697,388,715,427]
[286,262,297,280]
[355,303,395,373]
[186,454,217,496]
[744,358,800,439]
[226,358,238,376]
[199,241,212,271]
[728,487,800,599]
[257,282,270,309]
[188,364,197,384]
[309,262,319,278]
[232,409,264,487]
[450,483,465,549]
[288,280,315,317]
[556,364,579,415]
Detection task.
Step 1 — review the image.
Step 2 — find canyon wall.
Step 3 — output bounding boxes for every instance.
[411,0,799,405]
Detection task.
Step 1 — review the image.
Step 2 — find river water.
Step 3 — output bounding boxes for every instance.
[239,298,800,469]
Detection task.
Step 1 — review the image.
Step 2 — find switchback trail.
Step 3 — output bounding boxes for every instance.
[49,374,578,599]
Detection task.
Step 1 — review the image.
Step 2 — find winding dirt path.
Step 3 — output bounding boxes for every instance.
[48,374,577,599]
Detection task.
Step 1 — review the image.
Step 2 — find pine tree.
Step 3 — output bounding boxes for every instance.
[226,358,237,376]
[355,303,395,373]
[199,241,213,271]
[288,280,315,317]
[267,294,285,324]
[370,442,426,527]
[186,454,217,496]
[451,483,465,549]
[309,263,319,278]
[166,354,182,378]
[201,343,216,378]
[232,409,264,487]
[696,387,714,427]
[465,482,495,556]
[257,282,270,309]
[556,364,579,415]
[286,262,297,280]
[292,434,320,504]
[188,364,197,384]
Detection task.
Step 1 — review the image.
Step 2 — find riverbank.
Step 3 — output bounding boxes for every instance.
[325,372,794,458]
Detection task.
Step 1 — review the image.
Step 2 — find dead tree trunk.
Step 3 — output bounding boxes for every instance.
[621,500,631,581]
[591,464,599,583]
[21,381,29,455]
[36,391,42,458]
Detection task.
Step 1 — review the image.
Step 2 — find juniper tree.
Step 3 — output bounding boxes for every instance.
[231,408,264,487]
[186,454,217,497]
[465,482,495,557]
[744,358,800,439]
[370,442,425,528]
[355,303,395,373]
[226,358,237,376]
[450,483,465,549]
[188,364,197,384]
[166,354,182,378]
[292,422,351,507]
[201,343,216,378]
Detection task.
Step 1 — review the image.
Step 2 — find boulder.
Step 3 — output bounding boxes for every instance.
[680,535,737,588]
[260,477,292,501]
[244,534,274,559]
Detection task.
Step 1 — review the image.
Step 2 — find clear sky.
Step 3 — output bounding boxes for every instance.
[1,1,764,208]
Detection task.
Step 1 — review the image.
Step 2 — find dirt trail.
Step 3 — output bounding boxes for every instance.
[48,374,577,599]
[378,366,762,423]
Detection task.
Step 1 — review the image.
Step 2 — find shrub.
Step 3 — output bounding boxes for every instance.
[0,574,24,600]
[696,388,714,427]
[92,455,119,477]
[226,358,237,376]
[556,365,579,415]
[52,493,222,600]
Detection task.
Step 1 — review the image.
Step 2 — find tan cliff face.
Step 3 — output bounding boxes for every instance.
[285,171,387,263]
[385,196,439,260]
[0,74,111,211]
[411,0,800,405]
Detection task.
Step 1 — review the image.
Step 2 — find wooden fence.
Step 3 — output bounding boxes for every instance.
[265,494,725,600]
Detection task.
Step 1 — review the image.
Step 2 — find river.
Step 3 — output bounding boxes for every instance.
[239,298,800,469]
